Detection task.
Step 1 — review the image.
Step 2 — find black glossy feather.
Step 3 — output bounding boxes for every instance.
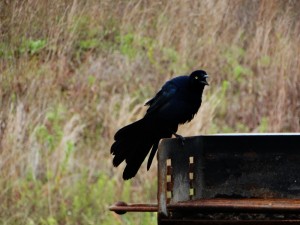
[110,70,209,180]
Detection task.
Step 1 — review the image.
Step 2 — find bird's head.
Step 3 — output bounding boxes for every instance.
[189,70,209,86]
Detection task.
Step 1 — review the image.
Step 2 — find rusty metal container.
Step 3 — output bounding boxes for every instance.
[111,133,300,224]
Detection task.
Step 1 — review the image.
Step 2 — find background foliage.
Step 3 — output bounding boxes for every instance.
[0,0,299,224]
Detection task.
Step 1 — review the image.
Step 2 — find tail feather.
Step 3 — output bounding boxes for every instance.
[111,134,140,166]
[111,118,160,179]
[111,140,127,167]
[114,119,144,140]
[123,140,154,179]
[147,141,159,170]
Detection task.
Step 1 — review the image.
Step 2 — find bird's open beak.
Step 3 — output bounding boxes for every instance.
[201,75,209,86]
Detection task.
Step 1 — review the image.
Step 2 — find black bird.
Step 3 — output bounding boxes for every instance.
[111,70,209,180]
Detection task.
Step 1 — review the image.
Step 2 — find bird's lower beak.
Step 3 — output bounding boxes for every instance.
[201,80,209,85]
[201,75,209,85]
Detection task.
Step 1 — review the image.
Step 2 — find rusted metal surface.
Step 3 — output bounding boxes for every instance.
[109,199,300,214]
[157,134,300,223]
[169,199,300,212]
[158,134,300,206]
[158,135,204,216]
[110,133,300,224]
[158,219,300,224]
[109,202,157,214]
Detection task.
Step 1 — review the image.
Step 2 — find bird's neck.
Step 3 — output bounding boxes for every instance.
[191,84,205,95]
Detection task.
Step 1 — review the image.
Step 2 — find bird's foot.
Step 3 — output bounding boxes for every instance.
[173,133,185,146]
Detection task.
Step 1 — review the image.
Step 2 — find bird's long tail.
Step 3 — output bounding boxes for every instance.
[110,118,160,180]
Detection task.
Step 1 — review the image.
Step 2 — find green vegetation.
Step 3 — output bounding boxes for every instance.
[0,0,299,224]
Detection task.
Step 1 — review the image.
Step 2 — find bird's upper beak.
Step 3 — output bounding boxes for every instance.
[201,75,209,86]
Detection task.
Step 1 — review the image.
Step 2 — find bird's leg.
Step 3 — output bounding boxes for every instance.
[173,133,185,146]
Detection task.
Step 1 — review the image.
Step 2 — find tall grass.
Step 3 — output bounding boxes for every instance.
[0,0,299,224]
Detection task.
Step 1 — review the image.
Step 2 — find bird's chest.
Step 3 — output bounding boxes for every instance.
[178,89,201,109]
[177,98,201,123]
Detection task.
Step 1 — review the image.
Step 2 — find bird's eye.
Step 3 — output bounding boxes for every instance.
[195,76,198,79]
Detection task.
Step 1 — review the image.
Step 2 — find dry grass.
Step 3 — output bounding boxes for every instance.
[0,0,299,224]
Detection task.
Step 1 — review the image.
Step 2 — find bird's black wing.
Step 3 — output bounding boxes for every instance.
[145,81,178,115]
[143,82,178,170]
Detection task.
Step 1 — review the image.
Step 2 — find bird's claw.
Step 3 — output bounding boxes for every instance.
[173,133,185,146]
